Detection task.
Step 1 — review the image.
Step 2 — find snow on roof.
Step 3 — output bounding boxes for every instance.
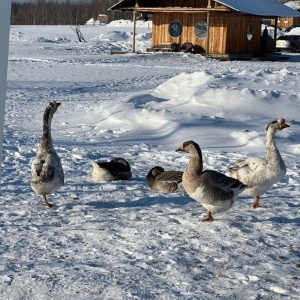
[216,0,300,17]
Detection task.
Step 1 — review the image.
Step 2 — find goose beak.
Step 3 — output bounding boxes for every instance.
[56,102,61,107]
[282,123,290,129]
[176,146,183,152]
[278,118,290,129]
[280,122,290,129]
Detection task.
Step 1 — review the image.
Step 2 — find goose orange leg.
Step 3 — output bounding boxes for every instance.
[42,195,53,208]
[202,211,214,222]
[252,196,262,209]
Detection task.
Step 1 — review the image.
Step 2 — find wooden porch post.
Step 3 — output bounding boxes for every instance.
[206,0,211,56]
[132,0,139,53]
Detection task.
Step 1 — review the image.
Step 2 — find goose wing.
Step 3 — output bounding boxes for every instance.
[31,154,63,183]
[234,157,266,172]
[228,157,266,185]
[200,170,243,201]
[150,171,184,193]
[156,171,183,184]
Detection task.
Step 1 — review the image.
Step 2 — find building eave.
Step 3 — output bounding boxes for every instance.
[109,7,232,13]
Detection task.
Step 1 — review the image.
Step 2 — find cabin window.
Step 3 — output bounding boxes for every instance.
[168,21,183,38]
[247,24,254,41]
[194,21,207,39]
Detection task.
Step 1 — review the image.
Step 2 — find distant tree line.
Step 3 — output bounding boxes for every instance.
[11,0,133,25]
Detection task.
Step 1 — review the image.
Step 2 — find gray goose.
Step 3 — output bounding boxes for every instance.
[228,118,290,208]
[176,140,246,222]
[92,157,132,182]
[31,101,64,207]
[146,166,184,193]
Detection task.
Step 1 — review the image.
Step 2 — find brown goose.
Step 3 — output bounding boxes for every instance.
[92,157,132,182]
[146,166,184,193]
[31,101,64,207]
[176,140,246,222]
[228,118,290,208]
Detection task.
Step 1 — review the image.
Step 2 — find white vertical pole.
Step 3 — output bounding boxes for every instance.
[0,0,11,173]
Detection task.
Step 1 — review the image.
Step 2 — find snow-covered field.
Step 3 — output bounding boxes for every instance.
[1,21,300,299]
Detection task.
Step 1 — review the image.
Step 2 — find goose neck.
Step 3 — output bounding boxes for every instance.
[38,108,54,152]
[186,156,203,176]
[265,128,282,163]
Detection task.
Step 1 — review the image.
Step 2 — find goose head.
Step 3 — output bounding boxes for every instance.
[266,118,290,133]
[44,101,61,118]
[148,166,164,178]
[176,140,202,158]
[113,158,131,170]
[146,166,164,188]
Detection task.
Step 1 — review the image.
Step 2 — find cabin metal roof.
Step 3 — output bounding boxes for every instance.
[109,0,300,17]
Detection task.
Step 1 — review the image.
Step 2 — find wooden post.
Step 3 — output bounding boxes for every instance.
[206,13,210,56]
[132,0,139,53]
[206,0,211,56]
[0,0,11,172]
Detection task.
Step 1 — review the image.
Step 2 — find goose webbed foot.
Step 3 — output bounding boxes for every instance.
[42,195,53,208]
[252,196,264,209]
[201,211,214,222]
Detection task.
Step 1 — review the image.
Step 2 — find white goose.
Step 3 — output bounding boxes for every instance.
[176,140,246,222]
[146,166,184,193]
[31,101,64,207]
[228,118,290,208]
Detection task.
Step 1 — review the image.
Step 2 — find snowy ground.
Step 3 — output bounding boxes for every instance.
[1,22,300,299]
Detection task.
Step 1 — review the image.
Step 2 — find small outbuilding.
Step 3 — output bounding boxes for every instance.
[97,14,109,24]
[109,0,300,56]
[86,14,109,26]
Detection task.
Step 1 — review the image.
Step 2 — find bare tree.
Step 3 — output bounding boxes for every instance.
[71,25,86,42]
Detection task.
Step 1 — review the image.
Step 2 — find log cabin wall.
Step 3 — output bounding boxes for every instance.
[152,13,207,52]
[223,15,261,54]
[152,12,262,54]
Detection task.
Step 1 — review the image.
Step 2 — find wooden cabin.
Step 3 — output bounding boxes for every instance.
[109,0,300,56]
[272,16,300,29]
